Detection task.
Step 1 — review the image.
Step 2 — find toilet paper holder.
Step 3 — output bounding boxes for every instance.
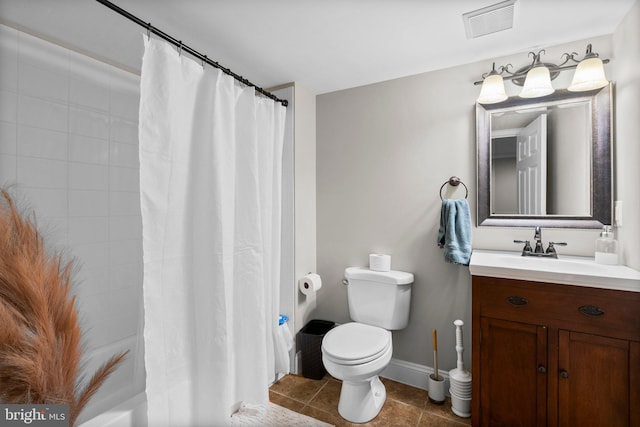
[299,272,322,295]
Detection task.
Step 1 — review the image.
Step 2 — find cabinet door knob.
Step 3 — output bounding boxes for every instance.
[507,296,528,306]
[560,370,569,379]
[538,365,547,374]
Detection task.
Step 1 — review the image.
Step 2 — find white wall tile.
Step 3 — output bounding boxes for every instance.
[69,106,109,139]
[69,162,109,190]
[72,241,108,271]
[18,95,67,132]
[110,141,138,168]
[110,90,139,120]
[40,217,68,248]
[19,62,68,102]
[109,191,140,216]
[109,166,139,192]
[0,26,18,92]
[19,187,67,218]
[109,239,142,267]
[109,287,140,341]
[72,266,109,301]
[0,90,17,122]
[18,125,67,160]
[76,292,111,348]
[0,154,17,183]
[70,77,109,112]
[109,216,142,242]
[68,217,108,246]
[109,262,142,291]
[110,117,138,144]
[68,190,108,217]
[69,134,109,165]
[17,157,67,188]
[0,121,17,155]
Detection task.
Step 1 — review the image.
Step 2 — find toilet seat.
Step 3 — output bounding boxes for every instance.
[322,322,391,365]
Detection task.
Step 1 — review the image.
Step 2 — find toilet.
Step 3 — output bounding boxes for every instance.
[321,267,414,423]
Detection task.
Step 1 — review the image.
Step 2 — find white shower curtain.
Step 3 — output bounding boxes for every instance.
[139,37,286,426]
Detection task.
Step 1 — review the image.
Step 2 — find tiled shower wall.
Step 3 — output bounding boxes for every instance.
[0,24,144,422]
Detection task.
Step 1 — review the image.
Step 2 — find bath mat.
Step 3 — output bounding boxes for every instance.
[231,402,333,427]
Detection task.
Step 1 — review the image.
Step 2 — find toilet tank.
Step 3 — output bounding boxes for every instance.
[345,267,414,330]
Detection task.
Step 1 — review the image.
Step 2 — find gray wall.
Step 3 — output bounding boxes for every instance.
[613,0,640,269]
[317,62,479,372]
[316,26,638,372]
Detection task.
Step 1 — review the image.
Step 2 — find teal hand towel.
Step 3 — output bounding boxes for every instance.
[437,199,472,265]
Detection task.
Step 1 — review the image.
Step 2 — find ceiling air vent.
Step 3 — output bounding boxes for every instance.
[463,0,516,39]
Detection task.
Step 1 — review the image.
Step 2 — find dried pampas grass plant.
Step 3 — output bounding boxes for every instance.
[0,189,128,426]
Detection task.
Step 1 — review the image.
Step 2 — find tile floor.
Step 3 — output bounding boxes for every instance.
[270,374,472,427]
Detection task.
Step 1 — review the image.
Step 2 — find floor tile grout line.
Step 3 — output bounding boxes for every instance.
[305,377,332,406]
[269,389,313,408]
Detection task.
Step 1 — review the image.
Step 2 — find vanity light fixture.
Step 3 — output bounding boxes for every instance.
[475,44,609,104]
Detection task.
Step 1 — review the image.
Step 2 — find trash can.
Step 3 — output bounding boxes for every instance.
[299,319,335,380]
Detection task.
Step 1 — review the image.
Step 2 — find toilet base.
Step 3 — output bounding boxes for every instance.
[337,376,386,423]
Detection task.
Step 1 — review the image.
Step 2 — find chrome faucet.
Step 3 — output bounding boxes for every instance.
[533,226,544,253]
[514,227,567,258]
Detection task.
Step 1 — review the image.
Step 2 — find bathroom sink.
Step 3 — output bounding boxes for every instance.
[469,250,640,292]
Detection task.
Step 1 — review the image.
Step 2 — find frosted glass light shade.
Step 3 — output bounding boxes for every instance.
[520,66,554,98]
[477,74,508,104]
[568,57,608,91]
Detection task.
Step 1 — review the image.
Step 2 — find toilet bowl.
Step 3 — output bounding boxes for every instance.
[321,322,393,423]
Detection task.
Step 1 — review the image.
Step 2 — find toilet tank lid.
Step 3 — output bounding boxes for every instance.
[345,267,414,284]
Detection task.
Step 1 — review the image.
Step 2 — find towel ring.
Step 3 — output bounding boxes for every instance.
[439,176,468,200]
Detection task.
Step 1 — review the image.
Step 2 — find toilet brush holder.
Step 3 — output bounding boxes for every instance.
[428,373,446,404]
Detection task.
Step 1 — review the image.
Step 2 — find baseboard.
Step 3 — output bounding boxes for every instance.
[380,358,450,392]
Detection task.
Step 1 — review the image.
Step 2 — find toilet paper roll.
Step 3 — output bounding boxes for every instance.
[369,254,391,272]
[299,273,322,295]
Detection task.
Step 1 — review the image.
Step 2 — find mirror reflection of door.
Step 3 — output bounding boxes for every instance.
[516,114,547,215]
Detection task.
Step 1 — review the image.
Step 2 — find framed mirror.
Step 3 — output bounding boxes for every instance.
[476,84,612,228]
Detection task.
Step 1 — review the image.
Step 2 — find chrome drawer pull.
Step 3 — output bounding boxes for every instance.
[507,296,528,306]
[579,305,605,317]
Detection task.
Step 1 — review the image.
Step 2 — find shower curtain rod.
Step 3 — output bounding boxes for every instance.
[95,0,288,107]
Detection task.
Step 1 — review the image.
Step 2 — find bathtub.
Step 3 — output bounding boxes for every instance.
[79,392,147,427]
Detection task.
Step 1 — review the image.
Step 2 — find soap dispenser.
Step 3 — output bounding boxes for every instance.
[595,225,619,265]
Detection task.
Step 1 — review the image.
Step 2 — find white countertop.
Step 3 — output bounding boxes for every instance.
[469,250,640,292]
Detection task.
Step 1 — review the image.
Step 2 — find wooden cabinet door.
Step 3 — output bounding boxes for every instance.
[480,317,548,427]
[558,330,630,427]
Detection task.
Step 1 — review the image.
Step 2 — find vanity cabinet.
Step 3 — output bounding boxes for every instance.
[472,275,640,427]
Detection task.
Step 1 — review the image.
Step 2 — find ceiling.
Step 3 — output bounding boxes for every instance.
[0,0,635,94]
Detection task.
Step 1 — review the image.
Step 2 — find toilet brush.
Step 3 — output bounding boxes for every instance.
[428,329,445,403]
[432,329,441,381]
